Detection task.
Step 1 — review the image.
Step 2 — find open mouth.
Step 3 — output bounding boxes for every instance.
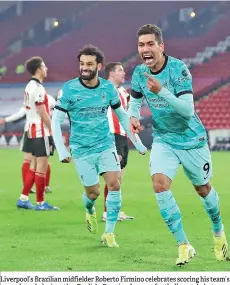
[143,55,154,64]
[81,70,91,75]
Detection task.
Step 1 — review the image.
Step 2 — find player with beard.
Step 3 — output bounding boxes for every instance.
[52,45,147,247]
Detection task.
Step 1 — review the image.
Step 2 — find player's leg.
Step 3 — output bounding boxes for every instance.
[117,137,133,221]
[22,152,32,185]
[84,184,100,234]
[17,154,36,209]
[73,153,100,234]
[102,161,122,221]
[20,131,36,193]
[103,135,132,222]
[101,171,121,248]
[99,148,121,247]
[195,182,228,261]
[103,135,122,221]
[150,142,195,266]
[20,132,33,185]
[44,164,51,193]
[33,137,59,210]
[181,144,229,261]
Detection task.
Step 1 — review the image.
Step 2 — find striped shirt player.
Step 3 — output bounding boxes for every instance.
[4,95,56,129]
[24,78,54,157]
[13,94,56,153]
[107,86,130,169]
[17,56,59,211]
[107,86,130,137]
[2,94,56,194]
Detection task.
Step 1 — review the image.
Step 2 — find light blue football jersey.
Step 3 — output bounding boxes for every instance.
[56,77,120,158]
[131,55,207,150]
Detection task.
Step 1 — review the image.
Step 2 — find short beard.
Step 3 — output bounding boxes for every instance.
[80,69,97,81]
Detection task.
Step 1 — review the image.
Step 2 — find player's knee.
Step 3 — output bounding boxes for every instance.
[194,182,211,198]
[89,192,100,200]
[152,174,171,193]
[24,152,32,161]
[107,179,120,191]
[36,157,48,173]
[152,180,170,193]
[88,190,100,200]
[86,185,100,200]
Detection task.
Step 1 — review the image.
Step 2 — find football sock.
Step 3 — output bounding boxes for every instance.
[155,190,188,245]
[200,187,223,235]
[21,168,35,197]
[105,190,121,233]
[21,159,30,185]
[82,192,96,214]
[35,172,45,203]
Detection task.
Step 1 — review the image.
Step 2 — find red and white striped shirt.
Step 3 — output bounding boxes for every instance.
[24,78,51,138]
[107,86,130,137]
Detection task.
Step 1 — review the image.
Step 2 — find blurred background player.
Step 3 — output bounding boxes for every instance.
[103,62,134,222]
[52,45,146,247]
[129,24,229,266]
[16,56,59,210]
[0,95,56,193]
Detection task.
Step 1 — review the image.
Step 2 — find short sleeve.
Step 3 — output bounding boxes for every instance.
[55,84,71,112]
[174,61,193,97]
[110,85,121,109]
[34,87,45,105]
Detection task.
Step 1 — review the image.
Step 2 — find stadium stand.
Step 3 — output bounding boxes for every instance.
[0,1,229,149]
[195,83,230,130]
[0,1,210,82]
[124,3,230,73]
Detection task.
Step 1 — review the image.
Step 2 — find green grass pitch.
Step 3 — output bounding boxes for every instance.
[0,148,229,271]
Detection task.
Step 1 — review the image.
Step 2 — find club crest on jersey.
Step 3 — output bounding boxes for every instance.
[101,92,106,102]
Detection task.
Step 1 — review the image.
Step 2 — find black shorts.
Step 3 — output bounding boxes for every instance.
[114,134,129,169]
[30,136,55,157]
[20,131,33,153]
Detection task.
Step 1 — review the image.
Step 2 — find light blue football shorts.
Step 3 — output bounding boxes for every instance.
[73,147,121,187]
[150,142,212,186]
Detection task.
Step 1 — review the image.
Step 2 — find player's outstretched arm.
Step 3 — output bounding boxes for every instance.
[145,72,194,119]
[0,106,26,124]
[51,108,71,162]
[128,95,143,120]
[158,87,194,119]
[114,106,147,154]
